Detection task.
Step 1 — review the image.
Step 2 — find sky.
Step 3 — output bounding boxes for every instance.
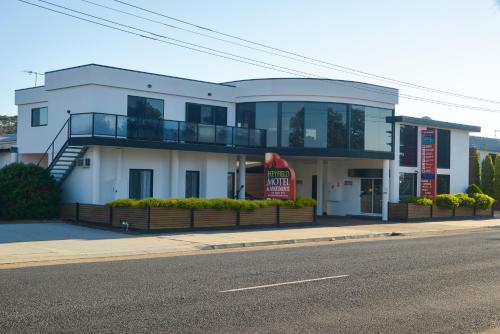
[1,0,499,137]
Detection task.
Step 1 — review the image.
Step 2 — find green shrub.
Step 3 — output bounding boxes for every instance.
[106,197,316,211]
[454,193,476,207]
[494,156,500,203]
[402,196,433,206]
[435,194,460,209]
[481,155,495,196]
[0,163,60,219]
[466,184,483,196]
[473,193,496,210]
[472,150,481,186]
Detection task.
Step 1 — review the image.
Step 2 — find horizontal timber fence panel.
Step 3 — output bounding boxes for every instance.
[279,206,315,224]
[389,203,493,222]
[112,207,149,230]
[431,205,453,218]
[193,209,237,228]
[454,207,474,217]
[60,203,77,221]
[150,208,191,229]
[240,206,277,226]
[79,204,110,225]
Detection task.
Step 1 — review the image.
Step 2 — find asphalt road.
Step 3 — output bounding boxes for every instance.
[1,231,500,333]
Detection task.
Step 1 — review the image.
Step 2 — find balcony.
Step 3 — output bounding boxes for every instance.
[68,113,267,150]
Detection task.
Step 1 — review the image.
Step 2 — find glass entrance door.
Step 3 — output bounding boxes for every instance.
[360,179,382,214]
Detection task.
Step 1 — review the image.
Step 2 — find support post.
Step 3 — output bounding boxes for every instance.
[91,146,101,204]
[382,159,390,221]
[238,155,246,200]
[170,150,179,198]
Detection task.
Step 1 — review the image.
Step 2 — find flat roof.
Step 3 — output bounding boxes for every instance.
[388,115,481,132]
[470,136,500,153]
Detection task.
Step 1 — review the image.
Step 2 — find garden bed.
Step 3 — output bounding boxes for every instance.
[389,202,493,222]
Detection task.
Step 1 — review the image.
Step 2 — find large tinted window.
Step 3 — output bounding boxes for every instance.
[129,169,153,199]
[236,102,278,147]
[349,105,365,150]
[186,103,227,126]
[437,129,451,169]
[127,96,164,119]
[437,174,450,194]
[185,171,200,198]
[304,102,327,148]
[400,125,418,167]
[328,103,347,148]
[399,172,417,200]
[281,102,304,148]
[364,107,392,152]
[31,107,48,127]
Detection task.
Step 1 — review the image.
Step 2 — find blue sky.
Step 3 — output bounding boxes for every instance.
[1,0,499,137]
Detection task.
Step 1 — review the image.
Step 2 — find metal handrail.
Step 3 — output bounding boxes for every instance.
[37,118,70,166]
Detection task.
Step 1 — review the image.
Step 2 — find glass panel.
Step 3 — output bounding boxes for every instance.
[227,173,235,198]
[127,96,163,119]
[94,114,116,137]
[31,109,40,126]
[304,102,327,148]
[179,123,197,143]
[399,173,417,200]
[39,107,48,126]
[234,127,249,146]
[373,179,382,214]
[200,105,213,124]
[350,105,365,150]
[216,126,232,145]
[437,174,450,194]
[70,114,93,136]
[129,169,153,200]
[327,103,347,148]
[186,103,227,125]
[116,116,127,138]
[186,103,201,123]
[236,103,255,128]
[364,107,392,152]
[163,120,179,142]
[360,179,373,213]
[281,102,304,147]
[437,129,451,169]
[139,118,162,141]
[214,107,228,126]
[400,125,418,167]
[185,171,200,198]
[255,102,278,147]
[198,123,215,143]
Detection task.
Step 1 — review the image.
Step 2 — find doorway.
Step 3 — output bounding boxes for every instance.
[311,175,318,201]
[360,179,382,214]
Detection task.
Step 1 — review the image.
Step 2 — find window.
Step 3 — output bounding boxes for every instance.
[327,103,348,149]
[127,96,164,119]
[437,129,451,169]
[364,107,392,152]
[437,174,450,194]
[236,102,278,147]
[399,173,417,200]
[186,103,227,126]
[304,102,327,148]
[281,102,305,147]
[31,107,48,127]
[349,105,365,150]
[129,169,153,199]
[227,172,235,198]
[185,171,200,198]
[400,125,418,167]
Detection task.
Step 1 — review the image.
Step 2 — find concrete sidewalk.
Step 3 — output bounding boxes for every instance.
[1,218,500,268]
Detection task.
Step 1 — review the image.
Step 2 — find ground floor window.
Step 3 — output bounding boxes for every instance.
[399,173,417,200]
[227,172,235,198]
[129,169,153,199]
[186,171,200,198]
[437,174,450,194]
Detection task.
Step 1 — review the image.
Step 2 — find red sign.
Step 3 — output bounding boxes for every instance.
[264,153,296,200]
[420,129,437,200]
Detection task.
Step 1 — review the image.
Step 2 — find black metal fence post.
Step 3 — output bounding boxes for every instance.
[276,206,280,226]
[76,202,80,221]
[147,207,151,232]
[190,209,195,228]
[109,206,113,227]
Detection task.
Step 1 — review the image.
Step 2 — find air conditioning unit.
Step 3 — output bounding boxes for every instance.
[84,158,91,168]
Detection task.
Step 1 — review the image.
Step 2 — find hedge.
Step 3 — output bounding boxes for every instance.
[106,197,317,211]
[454,193,476,207]
[466,184,483,197]
[435,194,460,209]
[402,196,433,206]
[473,193,496,210]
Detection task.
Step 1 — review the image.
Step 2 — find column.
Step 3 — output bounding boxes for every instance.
[91,146,101,204]
[114,148,123,199]
[10,151,18,164]
[170,150,179,198]
[238,155,246,199]
[316,159,324,215]
[389,122,400,203]
[382,159,390,221]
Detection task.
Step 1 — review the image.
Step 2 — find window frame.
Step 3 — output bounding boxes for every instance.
[437,174,451,194]
[185,102,228,126]
[185,170,200,198]
[128,169,154,200]
[127,95,164,120]
[399,124,418,167]
[31,107,48,127]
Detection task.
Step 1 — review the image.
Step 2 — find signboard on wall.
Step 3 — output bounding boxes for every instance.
[420,129,437,199]
[264,153,296,200]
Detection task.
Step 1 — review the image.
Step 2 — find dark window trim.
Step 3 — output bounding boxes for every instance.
[31,107,48,127]
[185,102,228,125]
[185,170,200,198]
[127,95,165,119]
[128,169,154,199]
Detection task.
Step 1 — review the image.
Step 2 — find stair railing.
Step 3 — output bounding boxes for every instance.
[37,118,70,167]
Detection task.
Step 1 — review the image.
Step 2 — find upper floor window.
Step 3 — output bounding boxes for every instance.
[236,102,278,147]
[437,129,451,169]
[31,107,48,127]
[127,96,164,119]
[399,124,418,167]
[186,103,227,126]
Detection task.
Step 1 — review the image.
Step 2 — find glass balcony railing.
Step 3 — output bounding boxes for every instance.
[69,113,267,148]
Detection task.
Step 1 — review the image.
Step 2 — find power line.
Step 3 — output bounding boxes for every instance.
[108,0,500,106]
[17,0,500,115]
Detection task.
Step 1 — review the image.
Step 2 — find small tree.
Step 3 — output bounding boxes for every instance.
[0,163,60,220]
[494,155,500,203]
[481,155,495,197]
[472,150,481,186]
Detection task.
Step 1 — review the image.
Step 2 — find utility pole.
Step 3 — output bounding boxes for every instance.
[23,70,44,86]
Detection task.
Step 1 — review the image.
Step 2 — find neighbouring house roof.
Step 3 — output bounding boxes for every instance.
[470,136,500,153]
[388,115,481,132]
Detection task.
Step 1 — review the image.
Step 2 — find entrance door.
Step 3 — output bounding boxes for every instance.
[311,175,318,200]
[360,179,382,214]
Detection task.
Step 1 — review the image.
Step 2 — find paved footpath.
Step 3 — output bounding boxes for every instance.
[1,217,500,268]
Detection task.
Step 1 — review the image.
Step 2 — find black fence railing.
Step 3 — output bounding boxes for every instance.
[69,112,267,148]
